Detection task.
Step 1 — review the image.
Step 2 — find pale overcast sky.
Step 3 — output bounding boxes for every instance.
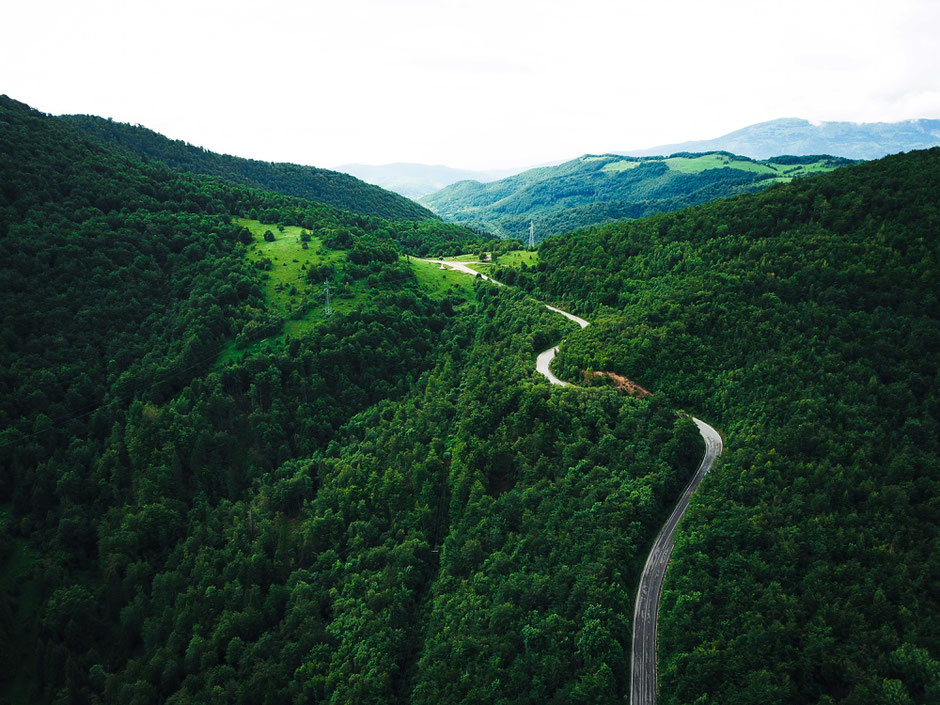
[3,0,939,169]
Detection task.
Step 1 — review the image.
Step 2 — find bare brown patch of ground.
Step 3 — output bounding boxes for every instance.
[589,370,652,398]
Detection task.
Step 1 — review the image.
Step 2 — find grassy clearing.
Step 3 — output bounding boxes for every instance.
[441,254,482,262]
[665,154,840,178]
[441,250,538,267]
[494,250,538,267]
[776,159,841,174]
[665,154,773,174]
[601,160,642,174]
[409,257,478,297]
[219,220,484,363]
[471,250,538,271]
[219,219,365,363]
[580,153,838,179]
[238,217,345,319]
[450,249,539,278]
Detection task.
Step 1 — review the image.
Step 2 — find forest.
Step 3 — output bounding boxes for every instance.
[62,114,436,222]
[1,90,937,705]
[520,148,940,704]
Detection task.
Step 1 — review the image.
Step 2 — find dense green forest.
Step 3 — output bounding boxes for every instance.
[421,152,853,242]
[0,94,474,699]
[62,114,437,221]
[0,95,705,704]
[3,90,937,705]
[517,149,940,704]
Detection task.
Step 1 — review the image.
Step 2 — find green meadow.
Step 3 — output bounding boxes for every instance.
[409,257,479,296]
[664,153,840,180]
[218,220,493,363]
[600,159,642,174]
[441,250,537,267]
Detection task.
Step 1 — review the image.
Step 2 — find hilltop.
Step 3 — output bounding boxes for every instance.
[61,113,437,221]
[421,151,852,241]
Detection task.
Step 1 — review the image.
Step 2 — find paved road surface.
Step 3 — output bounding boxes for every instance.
[421,259,722,704]
[630,418,722,705]
[537,303,722,705]
[420,258,503,285]
[535,305,590,386]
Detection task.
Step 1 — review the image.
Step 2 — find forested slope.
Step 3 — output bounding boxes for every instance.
[62,114,437,221]
[0,95,477,702]
[521,149,940,704]
[421,152,852,241]
[0,94,705,705]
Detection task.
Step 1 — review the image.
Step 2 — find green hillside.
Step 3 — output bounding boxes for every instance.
[2,89,937,705]
[62,114,438,221]
[421,151,853,241]
[0,94,701,704]
[519,148,940,704]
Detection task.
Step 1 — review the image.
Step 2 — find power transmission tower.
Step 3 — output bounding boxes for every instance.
[324,282,333,317]
[528,221,535,248]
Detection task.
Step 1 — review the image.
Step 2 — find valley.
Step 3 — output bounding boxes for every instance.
[431,246,724,705]
[0,93,937,705]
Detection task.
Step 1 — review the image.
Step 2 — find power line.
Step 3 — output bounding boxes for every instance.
[0,259,493,452]
[0,342,236,451]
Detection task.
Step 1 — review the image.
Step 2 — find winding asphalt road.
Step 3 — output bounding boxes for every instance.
[629,417,721,705]
[422,258,722,704]
[537,304,722,705]
[420,258,504,285]
[536,305,590,385]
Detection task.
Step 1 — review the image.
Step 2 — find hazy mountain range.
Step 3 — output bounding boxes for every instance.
[621,117,940,160]
[343,118,940,200]
[334,162,525,199]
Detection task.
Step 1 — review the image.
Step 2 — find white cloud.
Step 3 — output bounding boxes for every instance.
[2,0,938,169]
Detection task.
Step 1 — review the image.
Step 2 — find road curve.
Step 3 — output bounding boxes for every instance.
[630,417,722,705]
[419,258,504,285]
[537,304,722,705]
[536,305,590,386]
[418,258,722,704]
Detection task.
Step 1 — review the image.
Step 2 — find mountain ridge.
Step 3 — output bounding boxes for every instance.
[421,150,853,241]
[620,116,940,160]
[60,112,437,221]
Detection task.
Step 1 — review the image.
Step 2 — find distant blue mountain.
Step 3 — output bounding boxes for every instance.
[621,117,940,160]
[334,162,524,199]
